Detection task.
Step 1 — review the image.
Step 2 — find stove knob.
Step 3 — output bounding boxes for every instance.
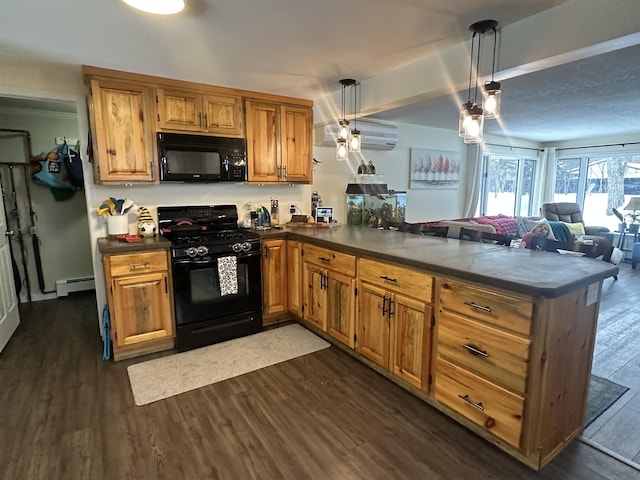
[241,242,252,252]
[197,246,209,256]
[186,247,198,258]
[232,243,243,253]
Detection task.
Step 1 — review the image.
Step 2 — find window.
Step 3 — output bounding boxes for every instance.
[554,152,640,231]
[480,155,537,216]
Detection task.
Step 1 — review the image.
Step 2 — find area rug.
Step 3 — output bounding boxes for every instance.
[585,374,629,428]
[127,324,330,406]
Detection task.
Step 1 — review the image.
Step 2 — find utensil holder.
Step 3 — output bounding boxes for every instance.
[106,215,129,236]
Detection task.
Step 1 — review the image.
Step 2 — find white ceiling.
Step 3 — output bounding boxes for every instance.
[1,0,639,143]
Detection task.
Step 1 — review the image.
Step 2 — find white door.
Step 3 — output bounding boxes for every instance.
[0,194,19,353]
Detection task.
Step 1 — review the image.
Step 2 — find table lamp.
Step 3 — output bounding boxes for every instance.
[623,196,640,230]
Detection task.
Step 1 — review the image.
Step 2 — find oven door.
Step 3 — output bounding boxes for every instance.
[171,251,262,326]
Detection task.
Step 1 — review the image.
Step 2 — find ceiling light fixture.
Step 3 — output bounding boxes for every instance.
[483,23,501,119]
[349,81,361,153]
[458,19,499,144]
[337,78,356,161]
[122,0,185,15]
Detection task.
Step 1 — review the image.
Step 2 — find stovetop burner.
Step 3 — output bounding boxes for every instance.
[158,205,261,258]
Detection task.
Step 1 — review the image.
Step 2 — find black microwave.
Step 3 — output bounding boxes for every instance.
[158,132,247,182]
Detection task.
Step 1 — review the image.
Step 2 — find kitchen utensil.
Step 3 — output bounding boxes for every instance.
[121,198,135,214]
[115,199,124,215]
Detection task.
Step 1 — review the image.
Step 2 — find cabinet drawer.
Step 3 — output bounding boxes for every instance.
[359,258,432,303]
[435,357,524,448]
[438,311,530,393]
[439,280,532,336]
[109,251,168,276]
[303,244,355,276]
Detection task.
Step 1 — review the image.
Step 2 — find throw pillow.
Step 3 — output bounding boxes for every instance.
[563,222,586,236]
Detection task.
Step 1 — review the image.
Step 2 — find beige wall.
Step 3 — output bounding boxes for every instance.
[0,107,92,302]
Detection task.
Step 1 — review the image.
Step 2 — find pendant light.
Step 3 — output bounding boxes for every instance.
[458,19,499,144]
[349,81,361,153]
[337,79,356,160]
[122,0,185,14]
[483,24,501,119]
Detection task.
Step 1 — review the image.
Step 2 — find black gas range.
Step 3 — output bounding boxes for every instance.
[158,205,262,352]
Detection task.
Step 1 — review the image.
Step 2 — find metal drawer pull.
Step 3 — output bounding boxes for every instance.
[464,301,492,313]
[458,394,485,411]
[379,275,397,283]
[319,256,331,263]
[462,344,489,358]
[129,262,150,270]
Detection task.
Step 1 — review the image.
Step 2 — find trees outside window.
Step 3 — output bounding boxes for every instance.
[554,153,640,230]
[481,156,537,216]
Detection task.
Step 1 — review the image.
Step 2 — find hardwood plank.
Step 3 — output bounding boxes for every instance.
[1,291,639,479]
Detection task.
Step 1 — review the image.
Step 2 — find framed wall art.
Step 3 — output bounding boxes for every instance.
[409,148,460,190]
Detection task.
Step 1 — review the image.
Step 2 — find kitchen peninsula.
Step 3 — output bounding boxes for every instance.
[261,225,617,470]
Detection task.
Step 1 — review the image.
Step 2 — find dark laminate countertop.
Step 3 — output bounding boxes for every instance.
[97,235,171,254]
[257,225,618,298]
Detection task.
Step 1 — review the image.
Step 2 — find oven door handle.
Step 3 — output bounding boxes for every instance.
[173,251,260,265]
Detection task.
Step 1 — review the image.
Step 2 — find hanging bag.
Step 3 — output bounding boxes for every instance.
[31,141,75,189]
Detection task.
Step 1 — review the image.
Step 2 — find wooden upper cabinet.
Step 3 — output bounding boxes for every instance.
[280,105,312,182]
[245,100,312,183]
[88,78,157,183]
[156,88,243,136]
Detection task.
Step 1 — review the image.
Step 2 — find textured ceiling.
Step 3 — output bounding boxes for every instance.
[366,43,640,142]
[2,0,638,143]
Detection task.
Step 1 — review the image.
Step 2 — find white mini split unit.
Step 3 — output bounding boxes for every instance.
[314,120,398,151]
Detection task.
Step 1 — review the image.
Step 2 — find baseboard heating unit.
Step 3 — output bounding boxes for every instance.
[56,276,95,297]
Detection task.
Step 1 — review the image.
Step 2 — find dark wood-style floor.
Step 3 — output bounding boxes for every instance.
[1,270,640,479]
[584,260,640,465]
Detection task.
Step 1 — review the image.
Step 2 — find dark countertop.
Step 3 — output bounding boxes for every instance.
[97,235,171,254]
[258,225,618,298]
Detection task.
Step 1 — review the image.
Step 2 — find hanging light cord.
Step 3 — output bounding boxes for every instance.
[353,83,358,130]
[473,31,482,106]
[491,27,497,82]
[467,32,477,104]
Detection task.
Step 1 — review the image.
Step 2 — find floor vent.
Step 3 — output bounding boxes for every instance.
[56,277,95,297]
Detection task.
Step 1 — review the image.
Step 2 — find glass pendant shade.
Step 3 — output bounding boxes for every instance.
[483,81,501,119]
[338,120,350,140]
[349,129,361,152]
[122,0,185,14]
[463,106,484,144]
[458,101,473,137]
[336,139,348,161]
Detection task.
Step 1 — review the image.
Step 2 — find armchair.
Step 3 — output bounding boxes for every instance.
[540,202,612,242]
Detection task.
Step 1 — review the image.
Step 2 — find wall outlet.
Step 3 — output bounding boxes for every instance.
[290,204,296,214]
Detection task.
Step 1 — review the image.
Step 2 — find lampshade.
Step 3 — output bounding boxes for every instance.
[483,81,501,119]
[349,129,361,152]
[463,105,484,144]
[336,138,348,161]
[623,197,640,211]
[122,0,185,14]
[338,120,350,140]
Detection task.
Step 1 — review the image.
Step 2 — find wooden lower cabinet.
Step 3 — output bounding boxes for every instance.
[302,244,356,347]
[287,240,302,317]
[102,249,175,360]
[261,239,288,325]
[433,277,601,469]
[357,258,432,390]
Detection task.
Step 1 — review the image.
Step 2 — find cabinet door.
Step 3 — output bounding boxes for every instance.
[111,271,173,347]
[203,94,243,136]
[326,270,355,347]
[280,105,312,183]
[287,240,302,317]
[303,263,326,330]
[156,88,203,132]
[262,239,288,321]
[390,293,431,390]
[356,282,389,368]
[246,100,279,182]
[90,79,156,183]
